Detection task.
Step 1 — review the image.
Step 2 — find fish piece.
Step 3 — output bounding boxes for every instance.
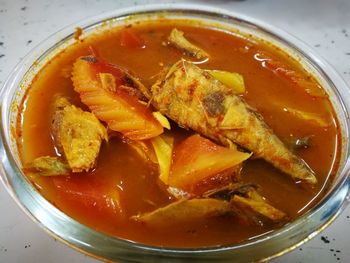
[25,156,70,176]
[231,189,287,223]
[168,28,209,59]
[133,188,285,227]
[203,183,286,223]
[132,198,231,227]
[147,60,317,184]
[52,98,108,172]
[72,57,163,140]
[202,183,257,200]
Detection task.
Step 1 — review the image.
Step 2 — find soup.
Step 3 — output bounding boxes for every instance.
[17,19,341,248]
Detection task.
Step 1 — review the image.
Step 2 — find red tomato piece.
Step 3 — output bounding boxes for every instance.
[52,176,122,215]
[169,134,251,193]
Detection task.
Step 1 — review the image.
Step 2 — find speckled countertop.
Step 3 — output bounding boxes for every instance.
[0,0,349,262]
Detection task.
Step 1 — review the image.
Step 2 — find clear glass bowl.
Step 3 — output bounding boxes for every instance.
[1,4,350,262]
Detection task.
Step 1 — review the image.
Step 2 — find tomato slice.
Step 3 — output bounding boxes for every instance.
[52,176,122,215]
[169,135,251,193]
[120,29,145,49]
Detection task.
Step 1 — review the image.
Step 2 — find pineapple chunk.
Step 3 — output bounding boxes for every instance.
[207,70,245,94]
[284,107,329,127]
[151,134,174,184]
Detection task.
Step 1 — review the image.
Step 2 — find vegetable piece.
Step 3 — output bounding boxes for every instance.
[296,79,327,98]
[255,51,327,98]
[25,156,70,176]
[168,28,209,59]
[283,107,330,127]
[169,134,251,192]
[52,99,108,172]
[72,57,164,140]
[120,28,145,49]
[132,198,230,227]
[152,112,171,130]
[207,70,245,93]
[231,189,286,222]
[53,177,123,216]
[151,134,174,184]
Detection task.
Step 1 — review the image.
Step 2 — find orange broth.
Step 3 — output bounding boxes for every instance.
[17,20,341,247]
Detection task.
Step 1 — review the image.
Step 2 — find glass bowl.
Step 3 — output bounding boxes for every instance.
[1,4,349,262]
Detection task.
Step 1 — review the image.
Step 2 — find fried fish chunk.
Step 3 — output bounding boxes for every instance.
[131,198,231,227]
[133,188,286,227]
[168,28,209,59]
[52,97,107,172]
[25,156,70,176]
[230,188,287,223]
[204,183,286,223]
[145,60,317,184]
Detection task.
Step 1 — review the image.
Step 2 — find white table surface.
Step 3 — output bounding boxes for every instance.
[0,0,349,262]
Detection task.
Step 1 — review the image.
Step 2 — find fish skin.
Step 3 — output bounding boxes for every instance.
[147,60,317,184]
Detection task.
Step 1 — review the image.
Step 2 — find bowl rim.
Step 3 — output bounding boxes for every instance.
[1,3,350,262]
